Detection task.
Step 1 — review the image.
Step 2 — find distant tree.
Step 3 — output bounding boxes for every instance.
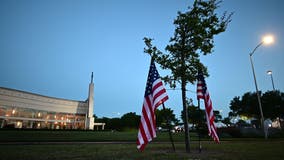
[95,117,122,131]
[228,111,237,118]
[95,112,141,131]
[108,118,122,131]
[221,117,232,127]
[213,110,222,123]
[262,91,284,119]
[143,0,232,152]
[120,112,140,130]
[181,102,222,129]
[229,90,284,121]
[93,114,98,121]
[181,103,204,130]
[155,108,179,128]
[95,117,109,124]
[229,92,259,119]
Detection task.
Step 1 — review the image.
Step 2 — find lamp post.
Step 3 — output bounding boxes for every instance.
[249,35,274,138]
[266,70,275,91]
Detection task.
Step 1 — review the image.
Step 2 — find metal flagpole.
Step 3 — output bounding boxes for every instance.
[162,103,176,152]
[197,99,202,153]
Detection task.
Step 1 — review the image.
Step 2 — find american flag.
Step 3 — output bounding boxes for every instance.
[197,72,220,143]
[137,59,169,151]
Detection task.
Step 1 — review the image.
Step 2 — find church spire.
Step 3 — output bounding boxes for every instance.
[91,72,93,83]
[86,71,94,130]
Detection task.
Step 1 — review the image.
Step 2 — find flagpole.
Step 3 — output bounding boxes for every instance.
[197,99,202,153]
[162,103,176,152]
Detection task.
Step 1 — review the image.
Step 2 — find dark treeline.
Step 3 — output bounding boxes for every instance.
[94,108,178,131]
[227,90,284,128]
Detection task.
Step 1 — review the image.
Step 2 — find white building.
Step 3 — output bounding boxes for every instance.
[0,73,101,130]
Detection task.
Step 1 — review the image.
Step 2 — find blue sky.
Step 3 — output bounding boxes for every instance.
[1,0,283,119]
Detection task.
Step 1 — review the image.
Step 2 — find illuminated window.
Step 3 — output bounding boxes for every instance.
[17,121,21,127]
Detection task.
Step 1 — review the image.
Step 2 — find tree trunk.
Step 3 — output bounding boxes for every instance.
[182,78,190,153]
[180,27,190,153]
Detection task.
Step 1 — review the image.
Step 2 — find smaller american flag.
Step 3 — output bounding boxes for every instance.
[197,72,219,143]
[137,59,169,151]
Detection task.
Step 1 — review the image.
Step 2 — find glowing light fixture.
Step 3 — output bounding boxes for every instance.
[266,70,275,91]
[262,35,274,45]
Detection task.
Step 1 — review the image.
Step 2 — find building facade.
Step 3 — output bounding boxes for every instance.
[0,76,95,130]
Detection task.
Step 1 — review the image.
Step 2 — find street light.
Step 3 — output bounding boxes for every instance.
[249,35,274,138]
[266,70,275,91]
[262,35,274,44]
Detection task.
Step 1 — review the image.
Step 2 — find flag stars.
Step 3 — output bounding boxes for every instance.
[144,62,161,96]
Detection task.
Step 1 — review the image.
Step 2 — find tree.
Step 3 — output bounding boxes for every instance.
[262,91,284,119]
[96,112,141,131]
[229,90,284,122]
[108,118,122,131]
[222,117,232,127]
[229,96,242,116]
[181,99,204,129]
[181,100,222,129]
[229,92,260,119]
[120,112,140,130]
[213,110,222,123]
[144,0,232,152]
[155,108,179,129]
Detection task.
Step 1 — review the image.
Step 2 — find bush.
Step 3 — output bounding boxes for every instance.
[218,127,241,138]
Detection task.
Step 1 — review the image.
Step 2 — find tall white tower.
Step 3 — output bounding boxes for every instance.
[86,72,94,130]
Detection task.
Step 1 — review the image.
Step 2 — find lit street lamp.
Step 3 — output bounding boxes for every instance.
[266,70,275,91]
[249,35,274,138]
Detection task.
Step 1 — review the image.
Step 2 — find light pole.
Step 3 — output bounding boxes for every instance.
[266,70,275,91]
[249,35,274,138]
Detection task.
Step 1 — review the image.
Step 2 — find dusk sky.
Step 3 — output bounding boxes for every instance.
[1,0,283,119]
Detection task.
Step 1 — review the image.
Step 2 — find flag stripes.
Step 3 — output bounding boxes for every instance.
[197,73,220,143]
[137,60,169,151]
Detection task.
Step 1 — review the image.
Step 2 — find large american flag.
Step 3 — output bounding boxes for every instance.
[197,72,220,143]
[137,59,169,151]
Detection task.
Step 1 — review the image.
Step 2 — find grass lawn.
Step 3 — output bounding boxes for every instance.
[0,141,284,160]
[0,130,284,159]
[0,130,198,142]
